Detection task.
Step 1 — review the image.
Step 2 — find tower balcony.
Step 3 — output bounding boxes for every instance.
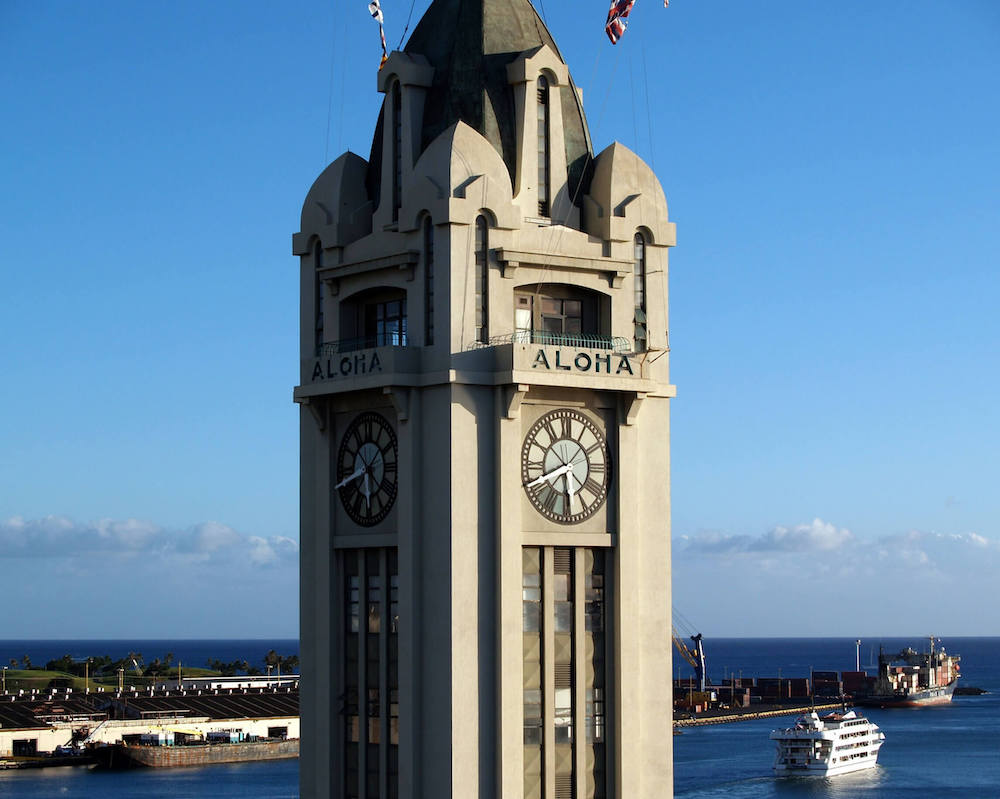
[295,330,673,402]
[465,330,631,353]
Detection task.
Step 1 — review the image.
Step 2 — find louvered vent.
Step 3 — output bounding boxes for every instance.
[553,548,572,574]
[555,662,572,688]
[555,774,574,799]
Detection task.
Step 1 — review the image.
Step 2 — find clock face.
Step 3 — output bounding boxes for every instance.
[521,408,610,524]
[335,411,398,527]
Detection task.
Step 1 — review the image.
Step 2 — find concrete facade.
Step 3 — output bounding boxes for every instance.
[295,1,675,797]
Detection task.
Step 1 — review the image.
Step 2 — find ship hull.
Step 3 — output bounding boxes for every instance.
[774,757,879,778]
[854,680,956,708]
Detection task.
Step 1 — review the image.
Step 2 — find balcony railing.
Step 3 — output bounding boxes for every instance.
[317,332,407,357]
[466,330,631,353]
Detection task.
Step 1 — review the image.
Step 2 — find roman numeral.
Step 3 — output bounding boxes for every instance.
[582,477,604,498]
[560,416,573,439]
[542,419,558,443]
[541,489,560,513]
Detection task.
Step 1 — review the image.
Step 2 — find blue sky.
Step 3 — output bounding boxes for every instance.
[2,1,997,638]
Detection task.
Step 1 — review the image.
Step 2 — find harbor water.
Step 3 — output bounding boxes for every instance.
[1,637,997,797]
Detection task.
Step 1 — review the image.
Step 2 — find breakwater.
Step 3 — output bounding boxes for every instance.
[674,702,842,727]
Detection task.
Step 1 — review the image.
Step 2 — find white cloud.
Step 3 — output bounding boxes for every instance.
[672,521,1000,636]
[676,517,853,556]
[0,515,298,567]
[0,516,300,638]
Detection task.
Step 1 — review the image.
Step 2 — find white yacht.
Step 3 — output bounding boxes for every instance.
[771,709,885,777]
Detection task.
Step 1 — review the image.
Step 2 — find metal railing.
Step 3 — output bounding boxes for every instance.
[466,330,631,353]
[316,332,408,357]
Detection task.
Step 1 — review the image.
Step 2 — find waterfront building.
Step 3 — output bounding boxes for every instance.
[294,0,676,796]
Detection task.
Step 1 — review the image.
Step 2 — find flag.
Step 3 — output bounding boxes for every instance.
[605,0,636,44]
[368,0,388,68]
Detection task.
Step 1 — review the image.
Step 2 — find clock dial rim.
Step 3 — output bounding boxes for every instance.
[520,408,610,524]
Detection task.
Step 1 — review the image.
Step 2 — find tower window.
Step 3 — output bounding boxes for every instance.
[342,548,398,799]
[634,233,647,352]
[514,284,605,348]
[523,546,609,799]
[536,76,551,217]
[340,287,408,350]
[424,217,434,346]
[314,241,325,352]
[369,298,407,347]
[392,81,402,223]
[475,215,489,343]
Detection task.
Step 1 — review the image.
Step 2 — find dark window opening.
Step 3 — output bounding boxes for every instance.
[634,233,647,352]
[423,217,434,346]
[514,284,607,348]
[392,82,402,223]
[338,287,408,351]
[537,76,550,217]
[475,216,489,343]
[315,241,325,352]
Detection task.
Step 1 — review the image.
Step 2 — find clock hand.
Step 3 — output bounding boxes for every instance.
[361,471,372,510]
[525,462,573,488]
[565,470,576,508]
[334,465,365,489]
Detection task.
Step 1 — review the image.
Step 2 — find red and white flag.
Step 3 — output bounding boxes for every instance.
[605,0,636,44]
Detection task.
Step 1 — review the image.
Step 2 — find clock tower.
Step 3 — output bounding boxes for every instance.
[294,1,676,797]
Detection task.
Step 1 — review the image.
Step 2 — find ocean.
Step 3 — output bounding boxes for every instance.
[1,637,997,797]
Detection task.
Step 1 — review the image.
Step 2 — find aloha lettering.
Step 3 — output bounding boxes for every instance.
[311,350,383,381]
[532,348,634,376]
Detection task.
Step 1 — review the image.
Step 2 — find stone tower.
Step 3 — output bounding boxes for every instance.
[293,1,676,796]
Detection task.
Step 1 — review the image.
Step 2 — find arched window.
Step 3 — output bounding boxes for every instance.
[314,241,325,352]
[392,81,402,223]
[423,217,434,346]
[633,233,647,352]
[536,76,550,217]
[475,215,489,343]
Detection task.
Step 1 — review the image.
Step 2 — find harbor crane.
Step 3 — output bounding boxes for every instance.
[672,630,707,692]
[671,605,707,692]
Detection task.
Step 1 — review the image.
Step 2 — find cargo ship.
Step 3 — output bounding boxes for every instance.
[853,636,960,708]
[92,736,298,769]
